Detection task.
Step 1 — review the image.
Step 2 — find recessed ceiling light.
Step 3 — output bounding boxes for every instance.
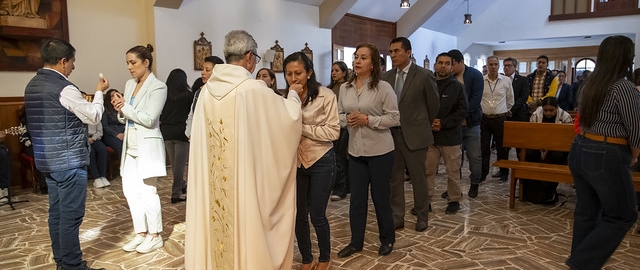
[584,36,592,39]
[499,41,506,44]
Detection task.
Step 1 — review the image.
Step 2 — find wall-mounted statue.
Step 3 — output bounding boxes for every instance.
[0,0,41,18]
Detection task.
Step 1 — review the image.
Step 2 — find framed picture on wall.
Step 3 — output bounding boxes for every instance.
[270,40,284,72]
[193,32,212,70]
[301,43,313,63]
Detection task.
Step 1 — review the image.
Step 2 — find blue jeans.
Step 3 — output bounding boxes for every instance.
[89,140,108,179]
[348,151,395,248]
[295,149,335,263]
[567,135,637,270]
[461,125,482,184]
[102,134,123,159]
[45,167,88,269]
[165,140,189,199]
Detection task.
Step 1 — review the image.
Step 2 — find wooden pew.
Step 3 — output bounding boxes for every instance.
[494,121,640,208]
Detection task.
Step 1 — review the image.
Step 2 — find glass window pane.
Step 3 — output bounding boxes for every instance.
[519,62,527,73]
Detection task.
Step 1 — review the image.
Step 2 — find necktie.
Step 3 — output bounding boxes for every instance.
[395,70,404,98]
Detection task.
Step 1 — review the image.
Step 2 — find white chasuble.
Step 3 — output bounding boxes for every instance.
[185,64,302,270]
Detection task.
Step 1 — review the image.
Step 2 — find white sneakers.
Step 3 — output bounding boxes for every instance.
[135,235,164,253]
[123,234,164,253]
[93,177,111,188]
[123,234,146,252]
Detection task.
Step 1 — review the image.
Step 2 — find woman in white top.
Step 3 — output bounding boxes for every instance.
[110,44,167,254]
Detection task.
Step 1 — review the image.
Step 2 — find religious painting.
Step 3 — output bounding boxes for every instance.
[270,40,283,72]
[193,32,211,70]
[0,0,69,71]
[301,42,312,63]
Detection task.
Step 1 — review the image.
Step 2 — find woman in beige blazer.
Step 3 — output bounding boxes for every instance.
[111,44,168,254]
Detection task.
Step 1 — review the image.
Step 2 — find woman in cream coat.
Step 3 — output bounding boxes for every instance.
[111,44,168,254]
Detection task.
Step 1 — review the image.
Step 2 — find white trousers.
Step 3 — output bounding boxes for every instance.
[122,154,163,234]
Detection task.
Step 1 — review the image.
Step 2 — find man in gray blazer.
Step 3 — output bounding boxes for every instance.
[382,37,439,232]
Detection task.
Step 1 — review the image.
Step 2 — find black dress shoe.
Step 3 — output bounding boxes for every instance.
[492,171,506,178]
[468,184,479,198]
[441,191,449,199]
[378,243,393,255]
[337,245,362,258]
[445,202,460,214]
[415,220,428,232]
[171,197,187,204]
[60,261,105,270]
[499,174,509,183]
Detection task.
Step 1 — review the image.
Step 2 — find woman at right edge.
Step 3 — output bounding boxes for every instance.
[567,35,640,270]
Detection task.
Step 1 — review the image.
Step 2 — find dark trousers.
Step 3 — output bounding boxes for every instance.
[165,140,189,199]
[102,135,123,159]
[567,135,637,270]
[348,152,395,248]
[332,128,349,197]
[88,140,108,179]
[390,128,429,224]
[45,167,88,269]
[481,115,508,179]
[295,149,335,264]
[0,146,9,189]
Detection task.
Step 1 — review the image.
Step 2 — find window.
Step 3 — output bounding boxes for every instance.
[575,58,595,76]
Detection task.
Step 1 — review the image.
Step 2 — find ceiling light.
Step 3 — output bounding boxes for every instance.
[463,0,472,24]
[401,0,410,9]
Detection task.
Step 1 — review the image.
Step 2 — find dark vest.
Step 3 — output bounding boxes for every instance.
[24,68,88,172]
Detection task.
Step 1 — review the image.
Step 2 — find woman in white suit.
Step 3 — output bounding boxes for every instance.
[111,44,168,254]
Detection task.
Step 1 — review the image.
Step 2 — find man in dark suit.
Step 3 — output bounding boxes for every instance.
[382,37,439,232]
[555,70,573,111]
[503,57,530,162]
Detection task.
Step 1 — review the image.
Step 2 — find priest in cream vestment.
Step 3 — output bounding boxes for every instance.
[185,30,302,270]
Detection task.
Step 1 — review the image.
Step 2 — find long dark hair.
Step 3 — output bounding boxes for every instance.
[579,35,635,128]
[104,89,120,114]
[283,52,319,106]
[327,61,349,89]
[165,68,192,101]
[541,96,558,107]
[347,43,381,90]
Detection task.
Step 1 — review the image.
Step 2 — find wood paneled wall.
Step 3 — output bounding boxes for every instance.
[0,97,26,188]
[332,13,396,59]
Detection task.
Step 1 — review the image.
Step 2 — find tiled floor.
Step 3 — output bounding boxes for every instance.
[1,159,640,270]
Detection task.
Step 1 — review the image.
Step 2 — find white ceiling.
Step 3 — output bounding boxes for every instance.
[284,0,489,36]
[282,0,626,50]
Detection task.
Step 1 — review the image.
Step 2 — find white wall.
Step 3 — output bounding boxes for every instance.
[408,28,457,70]
[153,0,332,88]
[457,0,640,68]
[0,0,154,97]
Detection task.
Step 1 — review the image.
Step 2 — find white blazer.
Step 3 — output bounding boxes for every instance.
[118,72,168,179]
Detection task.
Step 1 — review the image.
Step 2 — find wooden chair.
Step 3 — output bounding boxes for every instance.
[106,146,120,180]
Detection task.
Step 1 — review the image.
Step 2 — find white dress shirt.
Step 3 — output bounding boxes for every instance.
[481,74,514,115]
[46,68,104,125]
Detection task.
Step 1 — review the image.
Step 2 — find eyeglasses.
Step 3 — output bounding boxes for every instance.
[246,51,261,63]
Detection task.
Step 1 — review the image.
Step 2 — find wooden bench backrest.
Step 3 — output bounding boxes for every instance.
[502,121,576,153]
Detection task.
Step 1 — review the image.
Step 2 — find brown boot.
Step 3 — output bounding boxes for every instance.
[299,262,314,270]
[316,261,330,270]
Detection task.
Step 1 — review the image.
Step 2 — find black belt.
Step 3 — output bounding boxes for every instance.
[390,126,401,130]
[483,113,507,119]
